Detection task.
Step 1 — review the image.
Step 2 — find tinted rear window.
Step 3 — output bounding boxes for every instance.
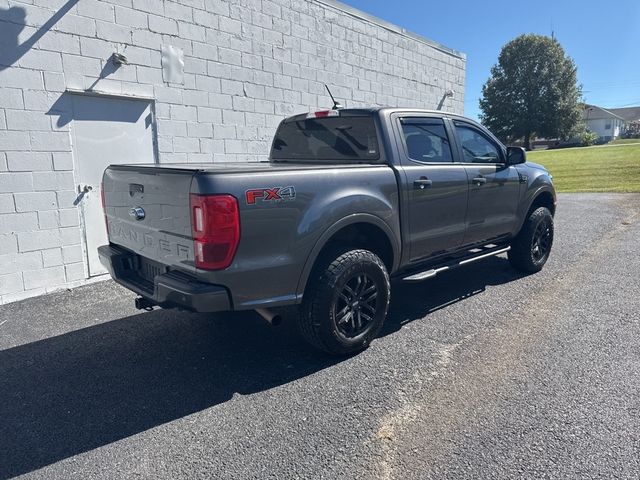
[400,118,453,163]
[271,116,380,161]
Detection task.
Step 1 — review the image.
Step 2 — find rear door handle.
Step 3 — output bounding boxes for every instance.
[414,177,433,189]
[472,176,487,185]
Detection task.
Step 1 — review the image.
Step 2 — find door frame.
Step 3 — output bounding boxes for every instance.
[389,111,469,264]
[447,118,521,245]
[67,89,160,166]
[67,90,159,279]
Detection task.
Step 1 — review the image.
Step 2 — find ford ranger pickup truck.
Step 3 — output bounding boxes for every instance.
[99,108,556,355]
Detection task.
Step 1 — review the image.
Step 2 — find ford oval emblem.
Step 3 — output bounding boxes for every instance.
[129,207,145,220]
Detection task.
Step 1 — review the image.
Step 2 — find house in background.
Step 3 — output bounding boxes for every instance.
[583,104,626,141]
[609,106,640,136]
[522,104,639,150]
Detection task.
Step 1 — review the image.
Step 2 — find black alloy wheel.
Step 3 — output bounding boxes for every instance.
[508,206,554,273]
[333,272,378,339]
[531,217,552,263]
[298,249,390,355]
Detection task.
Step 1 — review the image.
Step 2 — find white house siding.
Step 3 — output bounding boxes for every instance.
[586,118,624,141]
[0,0,466,304]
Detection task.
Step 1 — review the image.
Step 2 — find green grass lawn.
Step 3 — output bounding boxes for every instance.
[527,143,640,193]
[609,138,640,145]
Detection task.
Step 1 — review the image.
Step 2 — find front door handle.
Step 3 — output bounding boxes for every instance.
[472,176,487,185]
[414,177,433,189]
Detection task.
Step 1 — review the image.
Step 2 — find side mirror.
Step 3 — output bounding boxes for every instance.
[507,146,526,165]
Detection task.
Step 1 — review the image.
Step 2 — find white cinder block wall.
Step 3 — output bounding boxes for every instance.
[0,0,466,304]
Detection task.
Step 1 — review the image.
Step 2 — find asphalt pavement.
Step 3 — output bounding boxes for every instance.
[1,193,639,479]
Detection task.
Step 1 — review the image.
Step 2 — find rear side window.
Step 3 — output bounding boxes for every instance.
[400,118,453,163]
[271,116,380,162]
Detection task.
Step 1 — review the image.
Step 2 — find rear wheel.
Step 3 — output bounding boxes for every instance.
[299,249,390,355]
[508,206,554,273]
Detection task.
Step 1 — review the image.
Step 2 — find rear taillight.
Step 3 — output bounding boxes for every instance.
[190,194,240,270]
[100,182,108,234]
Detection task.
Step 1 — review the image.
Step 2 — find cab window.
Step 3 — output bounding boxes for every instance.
[271,116,379,162]
[454,123,502,163]
[400,118,453,163]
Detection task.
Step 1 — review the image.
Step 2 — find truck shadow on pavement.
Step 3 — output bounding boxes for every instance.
[383,256,527,336]
[0,257,524,479]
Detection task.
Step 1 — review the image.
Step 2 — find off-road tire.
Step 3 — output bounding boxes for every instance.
[508,206,554,273]
[299,249,390,355]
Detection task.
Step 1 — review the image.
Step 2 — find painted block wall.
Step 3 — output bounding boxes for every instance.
[0,0,466,304]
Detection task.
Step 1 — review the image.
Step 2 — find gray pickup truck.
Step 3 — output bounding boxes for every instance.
[99,107,556,355]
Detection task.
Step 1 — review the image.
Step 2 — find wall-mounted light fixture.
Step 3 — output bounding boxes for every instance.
[437,89,455,110]
[112,51,128,66]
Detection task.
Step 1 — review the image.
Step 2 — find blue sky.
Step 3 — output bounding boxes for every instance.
[340,0,640,120]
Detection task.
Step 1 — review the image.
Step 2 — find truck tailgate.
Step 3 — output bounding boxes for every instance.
[102,165,196,272]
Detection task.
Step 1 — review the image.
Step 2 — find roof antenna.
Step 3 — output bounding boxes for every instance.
[325,84,343,110]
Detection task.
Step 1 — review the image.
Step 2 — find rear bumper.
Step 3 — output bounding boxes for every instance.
[98,244,232,313]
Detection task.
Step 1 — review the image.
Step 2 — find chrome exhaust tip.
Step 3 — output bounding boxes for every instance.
[255,308,283,326]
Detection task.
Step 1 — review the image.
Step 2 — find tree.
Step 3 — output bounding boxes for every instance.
[479,34,582,150]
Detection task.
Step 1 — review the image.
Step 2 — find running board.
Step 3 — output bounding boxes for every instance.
[403,245,511,282]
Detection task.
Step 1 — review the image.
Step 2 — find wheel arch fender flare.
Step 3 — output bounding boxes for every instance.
[516,186,556,233]
[295,213,401,300]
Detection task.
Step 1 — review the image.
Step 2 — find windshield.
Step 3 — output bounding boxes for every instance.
[270,116,380,162]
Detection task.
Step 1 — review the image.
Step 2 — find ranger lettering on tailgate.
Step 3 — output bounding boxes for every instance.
[108,222,191,260]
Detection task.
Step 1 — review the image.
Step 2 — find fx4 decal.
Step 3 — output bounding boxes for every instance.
[245,186,296,205]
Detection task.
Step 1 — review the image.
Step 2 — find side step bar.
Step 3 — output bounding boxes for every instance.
[403,245,511,282]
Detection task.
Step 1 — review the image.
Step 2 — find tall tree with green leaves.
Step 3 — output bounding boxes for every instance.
[479,34,582,150]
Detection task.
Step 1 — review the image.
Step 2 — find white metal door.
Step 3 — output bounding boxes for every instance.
[70,94,156,277]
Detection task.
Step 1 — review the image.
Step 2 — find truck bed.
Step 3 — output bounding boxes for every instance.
[101,160,400,310]
[108,161,388,174]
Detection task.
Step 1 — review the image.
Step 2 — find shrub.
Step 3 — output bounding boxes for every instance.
[580,130,599,146]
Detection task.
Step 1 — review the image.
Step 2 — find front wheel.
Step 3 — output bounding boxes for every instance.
[298,249,390,355]
[508,206,554,273]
